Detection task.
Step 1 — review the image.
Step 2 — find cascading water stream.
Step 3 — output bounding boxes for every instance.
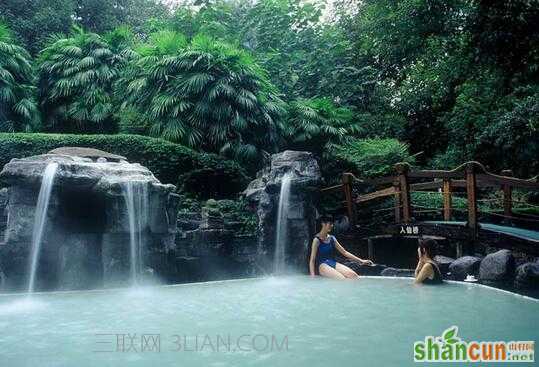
[27,162,58,293]
[122,180,149,286]
[274,172,292,274]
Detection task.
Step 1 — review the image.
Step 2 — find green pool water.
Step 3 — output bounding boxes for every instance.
[0,276,537,366]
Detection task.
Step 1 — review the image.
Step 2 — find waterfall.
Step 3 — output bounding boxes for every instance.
[274,173,292,274]
[122,181,149,286]
[28,162,58,293]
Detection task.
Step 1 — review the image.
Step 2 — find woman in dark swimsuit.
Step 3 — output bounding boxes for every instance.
[309,216,373,279]
[414,238,443,284]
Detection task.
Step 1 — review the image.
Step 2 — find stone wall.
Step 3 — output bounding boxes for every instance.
[171,205,259,282]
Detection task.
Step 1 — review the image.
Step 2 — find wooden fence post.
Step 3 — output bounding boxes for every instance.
[393,180,401,223]
[465,162,478,240]
[443,179,452,221]
[342,173,357,226]
[395,163,411,223]
[501,169,513,221]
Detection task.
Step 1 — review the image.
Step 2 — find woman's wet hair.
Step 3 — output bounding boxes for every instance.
[319,215,334,225]
[418,237,438,258]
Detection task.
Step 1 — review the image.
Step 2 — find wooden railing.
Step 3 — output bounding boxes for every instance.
[320,161,539,239]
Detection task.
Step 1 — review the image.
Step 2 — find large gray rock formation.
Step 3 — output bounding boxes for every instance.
[433,255,455,276]
[244,150,321,272]
[448,256,482,280]
[0,151,179,291]
[514,262,539,290]
[479,249,515,282]
[0,188,7,244]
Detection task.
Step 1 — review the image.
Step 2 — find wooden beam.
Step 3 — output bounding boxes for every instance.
[476,173,539,190]
[443,179,452,221]
[356,186,396,203]
[465,162,478,240]
[501,169,513,220]
[408,170,463,179]
[395,163,411,223]
[394,181,401,223]
[320,183,343,192]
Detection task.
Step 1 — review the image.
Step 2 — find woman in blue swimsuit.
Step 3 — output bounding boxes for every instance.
[309,216,373,279]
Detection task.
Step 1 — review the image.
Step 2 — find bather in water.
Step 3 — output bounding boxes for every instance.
[414,238,443,285]
[309,215,373,279]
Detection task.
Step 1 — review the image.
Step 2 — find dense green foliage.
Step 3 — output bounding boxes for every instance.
[283,98,358,157]
[117,31,283,165]
[37,27,129,133]
[0,133,249,197]
[0,0,538,180]
[0,0,167,54]
[331,138,416,178]
[0,24,39,132]
[339,0,539,177]
[177,196,257,235]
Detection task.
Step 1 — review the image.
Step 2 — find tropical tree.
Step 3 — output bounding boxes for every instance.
[332,138,416,178]
[76,0,170,34]
[237,0,326,99]
[0,0,74,55]
[0,23,40,132]
[37,26,127,133]
[1,0,170,54]
[118,31,284,166]
[282,97,361,156]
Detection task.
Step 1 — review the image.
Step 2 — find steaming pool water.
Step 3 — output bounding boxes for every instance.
[0,276,537,366]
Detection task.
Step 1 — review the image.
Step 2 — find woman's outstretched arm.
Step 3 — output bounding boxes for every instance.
[309,238,319,276]
[334,238,373,265]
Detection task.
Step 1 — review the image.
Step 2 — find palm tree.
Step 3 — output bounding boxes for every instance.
[118,31,284,165]
[283,97,360,157]
[0,23,40,132]
[37,26,127,133]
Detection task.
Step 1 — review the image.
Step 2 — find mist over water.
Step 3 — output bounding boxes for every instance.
[0,277,537,366]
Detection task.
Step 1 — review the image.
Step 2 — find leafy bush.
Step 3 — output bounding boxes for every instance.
[117,31,284,167]
[0,23,40,132]
[37,27,129,133]
[0,133,249,197]
[282,97,359,157]
[176,195,257,235]
[116,106,152,135]
[214,198,257,235]
[330,138,416,178]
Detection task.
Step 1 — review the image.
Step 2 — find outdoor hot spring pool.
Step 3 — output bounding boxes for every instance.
[0,276,537,366]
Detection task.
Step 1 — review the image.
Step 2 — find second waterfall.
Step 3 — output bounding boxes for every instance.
[274,173,292,274]
[122,181,150,286]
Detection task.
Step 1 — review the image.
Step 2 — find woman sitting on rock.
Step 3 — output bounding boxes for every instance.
[309,215,373,279]
[414,238,443,284]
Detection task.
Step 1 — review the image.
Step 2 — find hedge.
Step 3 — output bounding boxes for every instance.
[0,133,250,198]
